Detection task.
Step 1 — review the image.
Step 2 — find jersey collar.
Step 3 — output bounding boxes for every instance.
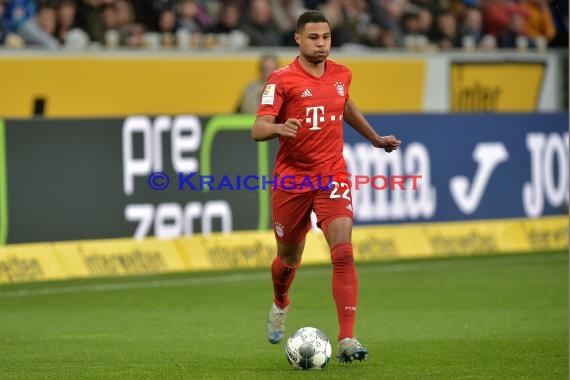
[294,56,328,80]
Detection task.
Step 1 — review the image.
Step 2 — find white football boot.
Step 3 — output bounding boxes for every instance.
[266,302,289,344]
[337,337,368,363]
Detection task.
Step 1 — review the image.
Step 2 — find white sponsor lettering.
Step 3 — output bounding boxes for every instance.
[122,115,201,195]
[523,132,569,217]
[122,115,233,239]
[125,201,232,239]
[343,142,436,221]
[306,106,325,130]
[449,143,509,215]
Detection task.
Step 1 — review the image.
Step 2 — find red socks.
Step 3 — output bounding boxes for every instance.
[271,257,299,309]
[272,243,358,341]
[331,242,358,341]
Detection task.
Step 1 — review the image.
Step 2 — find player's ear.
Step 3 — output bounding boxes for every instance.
[294,33,301,45]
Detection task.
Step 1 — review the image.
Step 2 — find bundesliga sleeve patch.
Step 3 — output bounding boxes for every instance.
[261,84,276,105]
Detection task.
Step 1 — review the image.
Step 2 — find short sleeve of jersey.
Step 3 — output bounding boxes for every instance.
[256,72,285,117]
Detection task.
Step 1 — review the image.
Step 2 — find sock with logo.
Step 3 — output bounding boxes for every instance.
[331,242,358,341]
[271,256,299,309]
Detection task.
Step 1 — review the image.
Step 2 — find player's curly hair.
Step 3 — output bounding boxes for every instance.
[296,11,330,32]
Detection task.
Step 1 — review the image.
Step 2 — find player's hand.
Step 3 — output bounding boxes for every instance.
[373,135,401,153]
[278,118,301,138]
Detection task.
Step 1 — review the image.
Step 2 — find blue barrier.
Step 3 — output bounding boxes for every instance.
[343,113,568,224]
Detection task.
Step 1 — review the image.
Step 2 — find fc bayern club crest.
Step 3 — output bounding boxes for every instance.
[334,82,345,96]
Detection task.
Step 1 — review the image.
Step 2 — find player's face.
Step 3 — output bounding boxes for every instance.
[295,22,331,64]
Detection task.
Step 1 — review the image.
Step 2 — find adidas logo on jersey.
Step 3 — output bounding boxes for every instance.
[301,89,312,97]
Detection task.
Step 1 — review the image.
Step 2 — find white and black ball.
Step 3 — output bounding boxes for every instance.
[285,327,332,370]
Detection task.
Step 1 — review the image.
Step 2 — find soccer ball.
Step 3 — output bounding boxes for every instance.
[285,327,332,370]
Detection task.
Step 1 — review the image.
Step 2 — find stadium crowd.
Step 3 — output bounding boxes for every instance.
[0,0,567,50]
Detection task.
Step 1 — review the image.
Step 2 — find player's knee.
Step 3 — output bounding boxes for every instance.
[331,242,354,265]
[323,217,352,247]
[277,241,305,265]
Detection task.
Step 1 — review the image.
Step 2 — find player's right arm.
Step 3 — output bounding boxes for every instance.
[251,115,301,142]
[251,70,302,142]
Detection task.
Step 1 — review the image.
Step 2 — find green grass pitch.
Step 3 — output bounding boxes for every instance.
[0,251,566,379]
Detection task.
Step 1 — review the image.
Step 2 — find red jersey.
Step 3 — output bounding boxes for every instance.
[257,57,352,192]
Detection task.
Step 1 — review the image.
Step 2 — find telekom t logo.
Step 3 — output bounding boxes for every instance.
[306,106,325,130]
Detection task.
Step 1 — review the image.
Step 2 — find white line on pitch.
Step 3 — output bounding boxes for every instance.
[0,253,564,298]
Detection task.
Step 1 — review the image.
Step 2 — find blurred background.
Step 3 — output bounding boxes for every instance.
[0,2,567,378]
[0,0,567,281]
[0,0,568,51]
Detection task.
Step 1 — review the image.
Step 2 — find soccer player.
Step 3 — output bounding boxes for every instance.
[251,10,401,363]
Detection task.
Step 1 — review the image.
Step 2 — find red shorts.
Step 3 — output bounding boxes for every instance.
[271,185,354,245]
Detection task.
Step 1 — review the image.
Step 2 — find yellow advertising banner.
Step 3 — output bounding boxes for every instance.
[333,58,425,113]
[0,57,258,117]
[176,230,330,271]
[0,56,424,117]
[0,243,65,283]
[53,238,186,278]
[0,216,566,284]
[450,62,545,112]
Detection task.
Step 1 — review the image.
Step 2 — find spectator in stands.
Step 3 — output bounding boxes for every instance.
[176,0,212,34]
[56,0,78,45]
[237,53,279,113]
[94,0,145,47]
[101,2,117,30]
[447,0,470,21]
[497,8,535,48]
[157,6,176,47]
[519,0,556,44]
[75,0,113,43]
[241,0,282,46]
[317,0,351,47]
[270,0,306,32]
[416,7,433,36]
[4,0,59,48]
[549,0,568,47]
[460,1,499,50]
[130,0,156,32]
[0,0,7,44]
[36,2,57,39]
[433,11,461,49]
[401,10,421,47]
[400,10,419,33]
[459,7,487,47]
[481,0,521,37]
[370,0,407,48]
[342,0,377,46]
[115,0,145,47]
[268,0,306,45]
[206,1,249,48]
[0,0,562,51]
[207,2,240,34]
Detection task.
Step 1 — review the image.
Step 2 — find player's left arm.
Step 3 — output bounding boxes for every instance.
[343,99,401,153]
